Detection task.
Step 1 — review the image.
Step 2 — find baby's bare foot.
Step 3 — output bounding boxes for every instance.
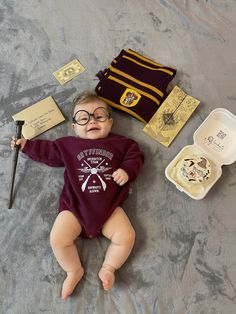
[61,267,84,300]
[98,265,115,291]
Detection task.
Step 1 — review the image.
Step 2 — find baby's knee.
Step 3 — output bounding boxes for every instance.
[50,229,60,248]
[50,228,70,249]
[119,226,136,247]
[127,226,136,246]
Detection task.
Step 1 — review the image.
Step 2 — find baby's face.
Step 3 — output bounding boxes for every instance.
[72,100,113,140]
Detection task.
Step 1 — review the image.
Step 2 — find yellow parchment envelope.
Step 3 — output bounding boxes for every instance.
[143,86,200,147]
[12,96,65,139]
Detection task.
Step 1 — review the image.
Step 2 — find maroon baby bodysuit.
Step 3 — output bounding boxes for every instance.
[22,133,144,238]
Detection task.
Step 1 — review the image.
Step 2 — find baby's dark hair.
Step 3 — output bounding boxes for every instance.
[72,91,112,117]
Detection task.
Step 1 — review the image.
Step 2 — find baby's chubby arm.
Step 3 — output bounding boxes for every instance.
[11,136,27,150]
[10,137,64,167]
[112,168,129,186]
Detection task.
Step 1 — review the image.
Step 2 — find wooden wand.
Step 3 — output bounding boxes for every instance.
[8,120,25,209]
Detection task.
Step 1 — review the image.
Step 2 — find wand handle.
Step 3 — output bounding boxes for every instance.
[8,120,25,209]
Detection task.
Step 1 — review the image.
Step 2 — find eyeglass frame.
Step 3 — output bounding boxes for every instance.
[72,106,111,126]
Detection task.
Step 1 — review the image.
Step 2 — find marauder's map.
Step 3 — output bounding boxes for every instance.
[143,86,200,147]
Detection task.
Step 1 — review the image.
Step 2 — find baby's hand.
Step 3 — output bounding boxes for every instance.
[112,168,129,186]
[11,136,27,150]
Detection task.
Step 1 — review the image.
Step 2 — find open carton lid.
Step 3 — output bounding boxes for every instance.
[193,108,236,165]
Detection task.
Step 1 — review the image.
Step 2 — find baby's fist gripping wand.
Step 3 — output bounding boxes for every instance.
[8,120,25,209]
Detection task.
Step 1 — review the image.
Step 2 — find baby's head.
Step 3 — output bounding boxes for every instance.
[71,91,113,140]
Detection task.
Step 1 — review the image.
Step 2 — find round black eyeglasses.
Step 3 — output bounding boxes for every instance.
[72,107,111,126]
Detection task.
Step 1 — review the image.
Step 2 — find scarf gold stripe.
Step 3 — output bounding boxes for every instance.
[126,49,164,67]
[109,65,164,97]
[122,55,175,76]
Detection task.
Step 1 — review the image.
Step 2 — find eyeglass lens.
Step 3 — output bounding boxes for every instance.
[73,107,110,125]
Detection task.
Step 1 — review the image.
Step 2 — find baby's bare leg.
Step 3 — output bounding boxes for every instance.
[50,210,84,300]
[99,207,135,290]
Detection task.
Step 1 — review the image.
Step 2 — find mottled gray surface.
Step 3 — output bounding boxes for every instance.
[0,1,236,313]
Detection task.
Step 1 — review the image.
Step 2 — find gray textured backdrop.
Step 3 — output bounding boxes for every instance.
[1,1,236,313]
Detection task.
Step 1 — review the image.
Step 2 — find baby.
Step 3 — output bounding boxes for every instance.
[11,92,144,300]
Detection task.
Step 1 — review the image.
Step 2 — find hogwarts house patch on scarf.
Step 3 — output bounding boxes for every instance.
[95,49,176,123]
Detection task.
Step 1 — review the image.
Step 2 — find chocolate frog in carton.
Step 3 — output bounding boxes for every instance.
[165,108,236,200]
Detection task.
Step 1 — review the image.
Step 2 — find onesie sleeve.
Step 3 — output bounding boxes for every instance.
[22,139,64,167]
[120,140,144,182]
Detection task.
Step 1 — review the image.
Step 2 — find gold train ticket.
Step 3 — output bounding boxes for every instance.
[53,59,85,85]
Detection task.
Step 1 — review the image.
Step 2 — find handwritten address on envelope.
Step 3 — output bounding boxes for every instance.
[12,96,65,139]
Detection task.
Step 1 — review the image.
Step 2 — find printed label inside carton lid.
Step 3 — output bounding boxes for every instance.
[193,108,236,165]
